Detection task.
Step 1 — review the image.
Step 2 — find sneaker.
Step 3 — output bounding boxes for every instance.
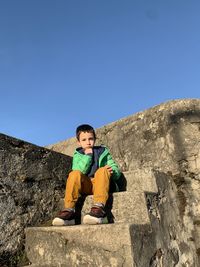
[83,206,108,225]
[52,209,75,226]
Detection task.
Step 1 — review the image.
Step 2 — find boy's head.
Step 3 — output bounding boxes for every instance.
[76,124,96,149]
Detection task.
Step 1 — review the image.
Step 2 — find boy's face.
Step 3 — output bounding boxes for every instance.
[78,131,95,150]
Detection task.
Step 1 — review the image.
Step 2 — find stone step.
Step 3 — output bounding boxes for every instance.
[82,190,150,224]
[25,169,158,267]
[123,170,158,193]
[25,223,142,267]
[58,190,150,224]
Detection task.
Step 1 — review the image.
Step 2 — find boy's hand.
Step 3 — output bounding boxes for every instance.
[84,148,93,154]
[105,165,113,174]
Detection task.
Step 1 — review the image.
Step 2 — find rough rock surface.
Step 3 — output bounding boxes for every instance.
[0,134,71,266]
[48,99,200,266]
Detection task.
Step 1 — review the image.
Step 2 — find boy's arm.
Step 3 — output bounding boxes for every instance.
[72,151,92,174]
[105,151,121,181]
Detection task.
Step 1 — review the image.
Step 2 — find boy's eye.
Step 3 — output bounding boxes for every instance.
[80,137,94,142]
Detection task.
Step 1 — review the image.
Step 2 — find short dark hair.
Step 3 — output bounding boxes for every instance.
[76,124,96,141]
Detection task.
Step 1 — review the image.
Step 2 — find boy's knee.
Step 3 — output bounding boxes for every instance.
[96,167,110,175]
[68,170,82,178]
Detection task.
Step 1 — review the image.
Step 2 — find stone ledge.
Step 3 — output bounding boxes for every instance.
[0,133,72,266]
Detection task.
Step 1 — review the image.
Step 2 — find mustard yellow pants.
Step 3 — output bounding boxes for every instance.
[64,167,111,209]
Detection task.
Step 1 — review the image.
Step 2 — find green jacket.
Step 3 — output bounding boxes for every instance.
[72,146,122,191]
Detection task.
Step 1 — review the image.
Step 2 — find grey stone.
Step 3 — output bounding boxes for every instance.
[2,99,200,266]
[25,223,134,267]
[25,169,157,267]
[0,134,71,266]
[46,99,200,266]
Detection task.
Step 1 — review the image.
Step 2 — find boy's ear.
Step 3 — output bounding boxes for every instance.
[77,140,81,146]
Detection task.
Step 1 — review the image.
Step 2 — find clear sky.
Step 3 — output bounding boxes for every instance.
[0,0,200,147]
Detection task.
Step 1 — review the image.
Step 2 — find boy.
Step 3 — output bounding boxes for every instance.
[52,124,121,226]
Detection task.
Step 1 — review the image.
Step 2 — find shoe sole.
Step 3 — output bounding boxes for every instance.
[52,217,75,226]
[83,214,108,225]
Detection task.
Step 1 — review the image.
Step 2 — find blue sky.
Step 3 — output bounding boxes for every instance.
[0,0,200,147]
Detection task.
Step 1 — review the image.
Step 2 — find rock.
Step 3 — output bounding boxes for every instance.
[2,98,200,266]
[0,134,71,266]
[47,99,200,266]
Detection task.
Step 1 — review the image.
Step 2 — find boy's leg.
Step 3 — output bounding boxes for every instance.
[64,170,93,208]
[83,167,111,224]
[92,167,111,205]
[52,170,92,226]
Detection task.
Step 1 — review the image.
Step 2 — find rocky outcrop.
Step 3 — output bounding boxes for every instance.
[1,98,200,266]
[48,99,200,173]
[48,99,200,266]
[0,134,71,266]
